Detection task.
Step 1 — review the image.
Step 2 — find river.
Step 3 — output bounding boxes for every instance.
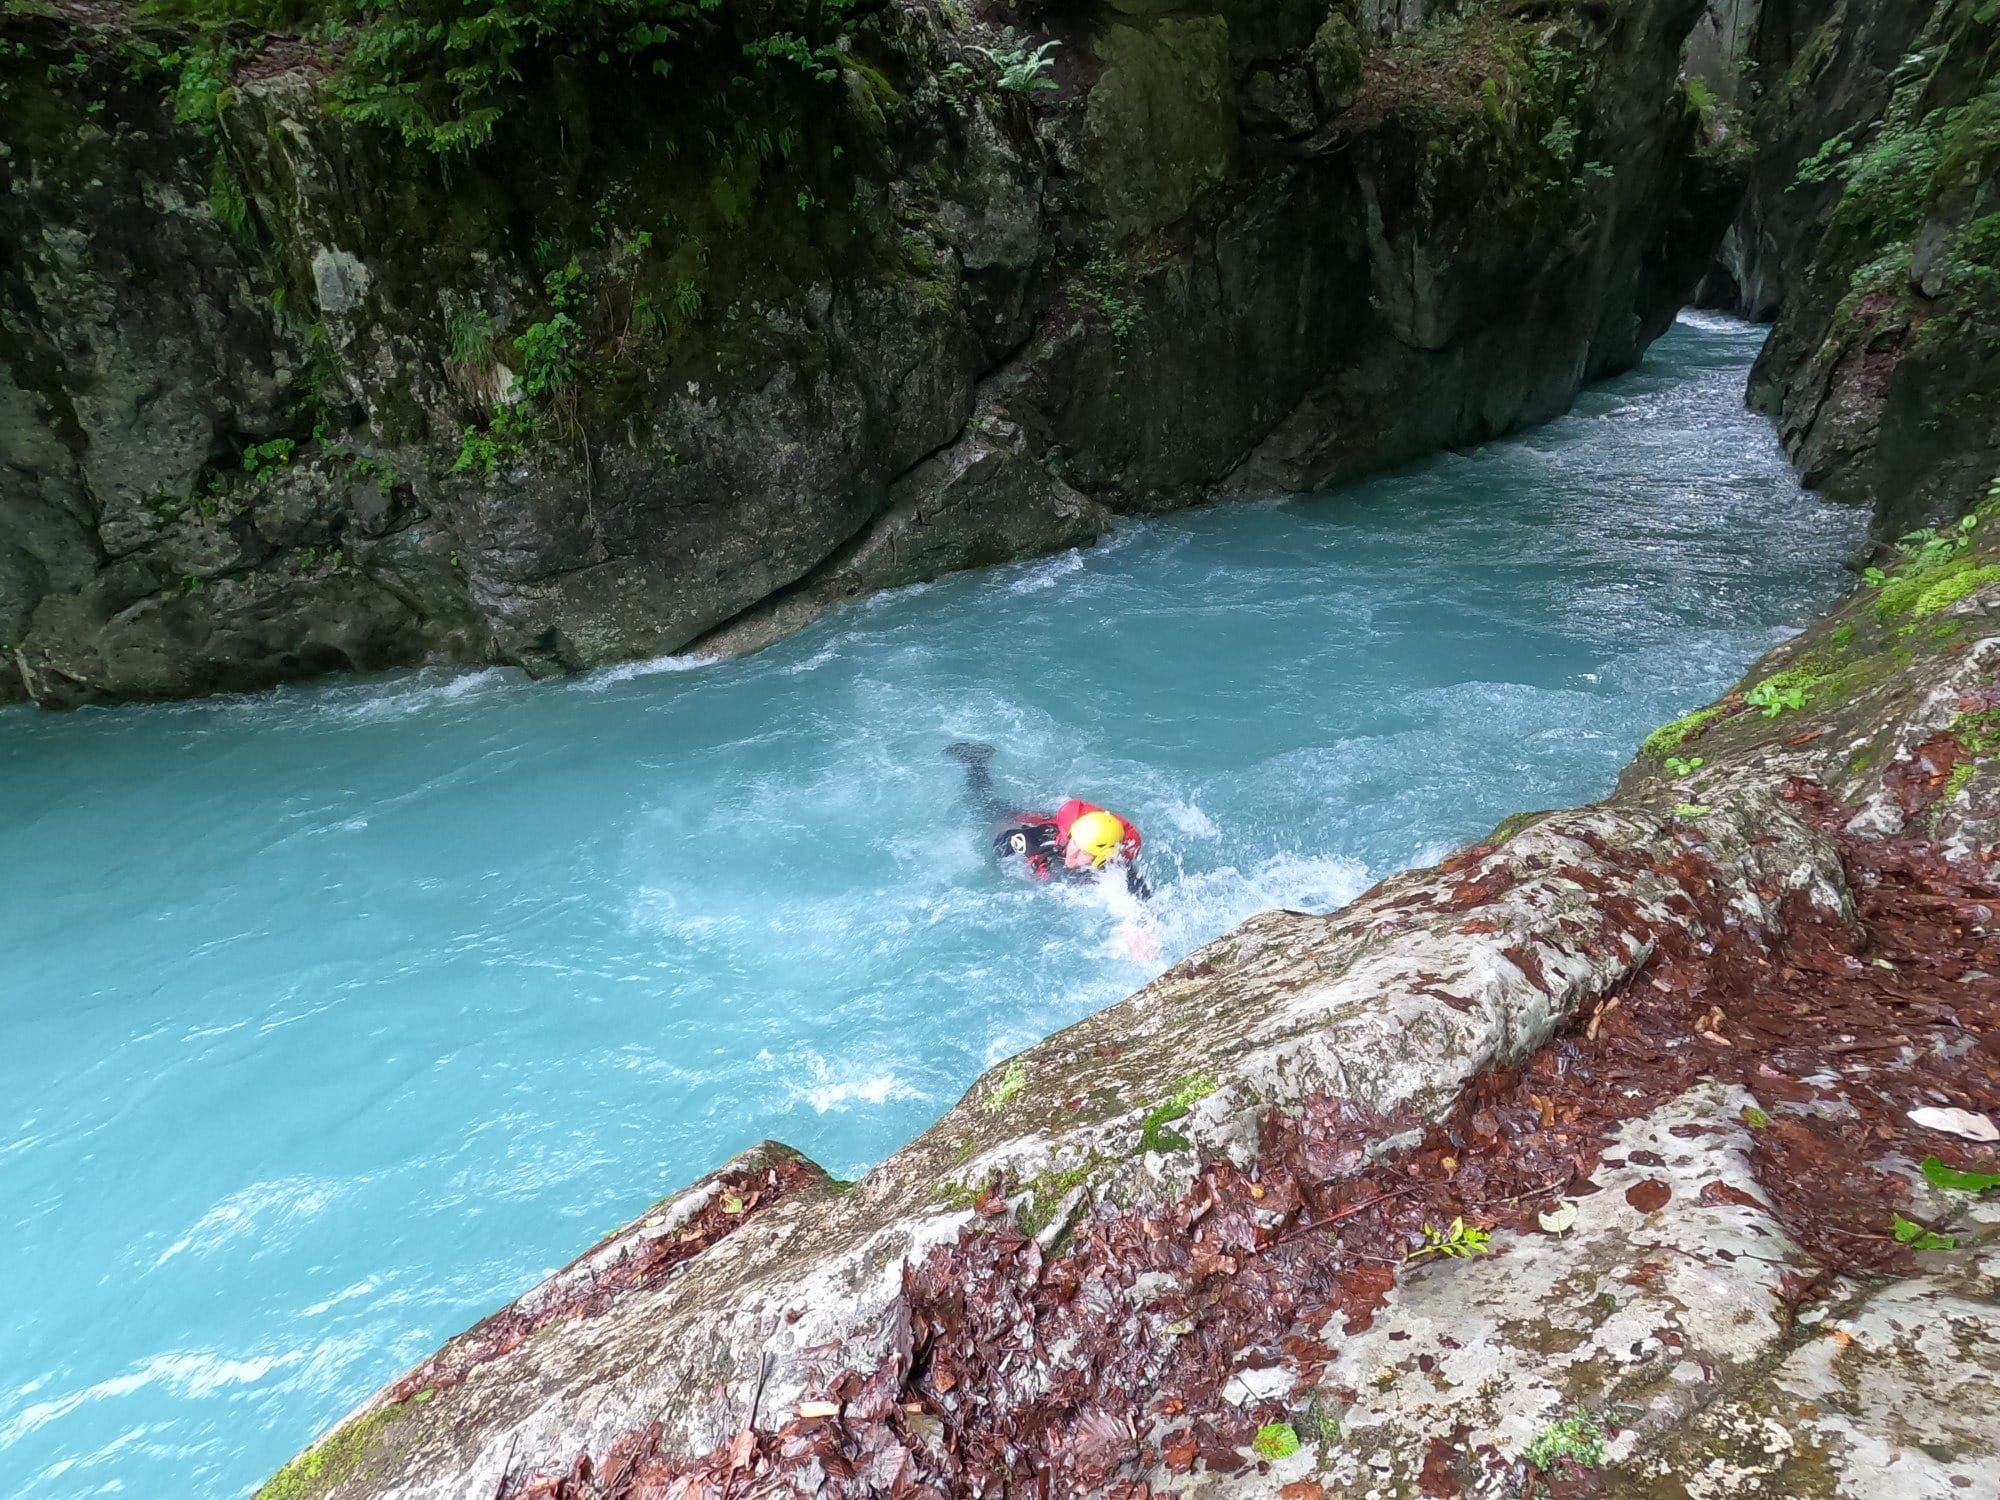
[0,315,1866,1496]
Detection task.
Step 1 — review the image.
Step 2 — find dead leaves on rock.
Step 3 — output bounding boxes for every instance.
[488,777,1999,1500]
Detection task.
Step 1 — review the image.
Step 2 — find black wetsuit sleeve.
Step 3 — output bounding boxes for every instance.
[1125,863,1152,900]
[996,823,1061,877]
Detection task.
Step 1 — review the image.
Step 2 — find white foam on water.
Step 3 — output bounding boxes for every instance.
[782,1051,928,1113]
[581,651,716,689]
[151,1179,342,1268]
[1006,549,1087,594]
[0,1352,301,1446]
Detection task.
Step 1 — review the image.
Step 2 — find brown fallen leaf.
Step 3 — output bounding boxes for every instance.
[1626,1178,1672,1214]
[1279,1484,1326,1500]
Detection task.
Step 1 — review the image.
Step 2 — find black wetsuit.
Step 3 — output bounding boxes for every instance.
[947,742,1151,899]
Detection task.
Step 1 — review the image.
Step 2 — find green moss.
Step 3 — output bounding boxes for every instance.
[933,1179,984,1211]
[1951,706,2000,755]
[1139,1072,1218,1154]
[984,1058,1027,1114]
[1488,809,1543,845]
[1640,704,1724,760]
[1523,1409,1607,1472]
[1015,1158,1101,1239]
[1912,565,2000,618]
[255,1398,414,1500]
[1944,762,1978,802]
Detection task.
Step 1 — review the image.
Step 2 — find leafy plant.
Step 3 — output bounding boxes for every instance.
[1251,1422,1301,1461]
[971,30,1060,94]
[1921,1155,2000,1192]
[1523,1410,1607,1472]
[1406,1216,1492,1262]
[329,0,721,153]
[1074,252,1142,353]
[1663,755,1703,776]
[241,437,295,474]
[513,315,580,399]
[1891,1213,1955,1252]
[1745,668,1820,718]
[984,1058,1027,1114]
[1673,802,1713,818]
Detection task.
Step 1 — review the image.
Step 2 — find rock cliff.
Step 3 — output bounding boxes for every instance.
[2,0,1724,705]
[1696,0,2000,533]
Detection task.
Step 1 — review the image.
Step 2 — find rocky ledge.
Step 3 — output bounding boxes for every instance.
[260,519,2000,1499]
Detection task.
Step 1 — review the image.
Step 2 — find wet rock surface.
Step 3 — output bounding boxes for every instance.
[258,533,2000,1497]
[2,0,1724,705]
[1715,0,2000,533]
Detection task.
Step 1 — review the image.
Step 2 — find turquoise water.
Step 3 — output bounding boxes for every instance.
[0,316,1864,1497]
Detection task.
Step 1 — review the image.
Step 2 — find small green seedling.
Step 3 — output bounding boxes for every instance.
[1921,1156,2000,1192]
[1673,802,1713,818]
[1523,1409,1607,1472]
[984,1059,1027,1114]
[1891,1213,1956,1251]
[1251,1422,1301,1460]
[1663,755,1704,776]
[1407,1216,1492,1262]
[1745,680,1808,718]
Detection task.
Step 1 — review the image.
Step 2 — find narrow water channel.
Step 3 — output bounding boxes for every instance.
[0,315,1866,1496]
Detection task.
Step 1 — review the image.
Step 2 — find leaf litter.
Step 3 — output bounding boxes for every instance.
[488,777,1999,1498]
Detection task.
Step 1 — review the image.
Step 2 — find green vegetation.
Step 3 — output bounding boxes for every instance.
[1251,1422,1301,1461]
[1640,705,1723,760]
[1138,1072,1217,1153]
[984,1058,1027,1114]
[1741,1104,1772,1130]
[1672,802,1712,819]
[1406,1216,1491,1262]
[1922,1155,2000,1192]
[254,1397,417,1500]
[1073,252,1142,353]
[1744,665,1827,718]
[1522,1409,1607,1472]
[240,437,295,474]
[1944,761,1979,802]
[445,306,497,366]
[1015,1159,1099,1238]
[1951,705,2000,755]
[1866,517,1999,620]
[1662,754,1703,777]
[934,1178,984,1211]
[1891,1213,1955,1252]
[970,30,1059,94]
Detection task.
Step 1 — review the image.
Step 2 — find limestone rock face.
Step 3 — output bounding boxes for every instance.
[1,0,1724,705]
[1705,0,2000,533]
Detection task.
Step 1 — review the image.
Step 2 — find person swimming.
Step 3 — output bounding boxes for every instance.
[946,742,1152,899]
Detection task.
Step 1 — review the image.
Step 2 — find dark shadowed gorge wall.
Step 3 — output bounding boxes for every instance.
[0,0,1727,705]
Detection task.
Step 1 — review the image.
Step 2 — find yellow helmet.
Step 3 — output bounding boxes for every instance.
[1068,810,1125,866]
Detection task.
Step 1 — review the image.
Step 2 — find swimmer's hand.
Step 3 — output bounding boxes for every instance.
[1118,924,1160,962]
